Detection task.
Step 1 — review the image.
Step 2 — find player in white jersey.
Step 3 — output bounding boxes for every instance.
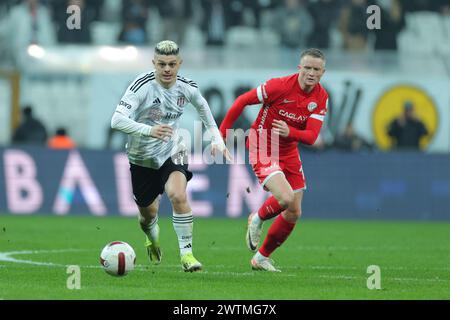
[111,40,230,272]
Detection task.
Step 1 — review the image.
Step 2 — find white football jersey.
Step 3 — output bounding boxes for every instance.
[112,71,220,169]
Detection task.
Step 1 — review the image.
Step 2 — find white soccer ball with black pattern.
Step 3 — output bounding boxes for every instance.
[100,241,136,276]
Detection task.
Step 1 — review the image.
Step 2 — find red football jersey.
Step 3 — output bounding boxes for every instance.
[251,73,328,157]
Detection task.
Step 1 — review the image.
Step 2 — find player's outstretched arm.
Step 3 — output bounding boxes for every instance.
[219,88,260,138]
[190,89,232,161]
[111,84,174,141]
[211,145,233,162]
[111,110,152,137]
[111,85,155,138]
[111,111,173,141]
[209,127,233,162]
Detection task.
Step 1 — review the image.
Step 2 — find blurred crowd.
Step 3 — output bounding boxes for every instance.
[12,101,429,153]
[2,0,442,153]
[0,0,449,54]
[12,105,77,149]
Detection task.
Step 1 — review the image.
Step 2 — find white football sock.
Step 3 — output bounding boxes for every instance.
[140,215,159,241]
[172,211,193,256]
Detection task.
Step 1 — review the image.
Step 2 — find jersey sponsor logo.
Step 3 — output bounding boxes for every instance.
[307,102,318,112]
[257,105,270,132]
[279,109,308,122]
[147,109,182,121]
[177,96,186,106]
[164,112,183,120]
[119,100,132,109]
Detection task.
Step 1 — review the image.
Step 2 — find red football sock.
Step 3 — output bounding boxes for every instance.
[259,214,296,257]
[257,196,284,220]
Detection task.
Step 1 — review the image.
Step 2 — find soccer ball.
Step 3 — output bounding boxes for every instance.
[100,241,136,276]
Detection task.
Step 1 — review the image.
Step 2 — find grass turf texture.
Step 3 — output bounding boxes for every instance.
[0,215,449,299]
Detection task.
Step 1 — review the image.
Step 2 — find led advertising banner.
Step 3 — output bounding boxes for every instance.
[1,147,449,220]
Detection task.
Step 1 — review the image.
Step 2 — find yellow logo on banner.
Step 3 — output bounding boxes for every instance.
[372,85,438,150]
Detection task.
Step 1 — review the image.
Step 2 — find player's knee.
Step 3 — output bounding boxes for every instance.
[150,210,158,218]
[284,207,301,222]
[148,203,159,214]
[167,190,187,206]
[293,207,302,219]
[278,192,295,209]
[139,214,150,225]
[138,206,157,223]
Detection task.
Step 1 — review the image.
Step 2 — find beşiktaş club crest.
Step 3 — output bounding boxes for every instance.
[177,96,186,106]
[307,101,318,112]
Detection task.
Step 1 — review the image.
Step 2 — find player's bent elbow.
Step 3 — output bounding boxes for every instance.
[302,135,318,146]
[110,112,121,129]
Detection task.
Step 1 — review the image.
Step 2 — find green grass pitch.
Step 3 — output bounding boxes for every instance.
[0,215,450,299]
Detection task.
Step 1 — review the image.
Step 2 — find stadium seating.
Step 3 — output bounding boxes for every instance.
[91,22,121,45]
[0,78,10,144]
[183,25,206,49]
[398,11,450,56]
[20,75,89,145]
[225,26,281,50]
[225,26,260,49]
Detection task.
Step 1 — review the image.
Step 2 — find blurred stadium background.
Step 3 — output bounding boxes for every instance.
[1,0,450,301]
[0,0,450,220]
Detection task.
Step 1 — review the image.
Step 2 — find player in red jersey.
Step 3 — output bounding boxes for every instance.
[219,48,328,271]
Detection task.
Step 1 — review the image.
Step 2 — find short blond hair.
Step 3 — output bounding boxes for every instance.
[155,40,179,56]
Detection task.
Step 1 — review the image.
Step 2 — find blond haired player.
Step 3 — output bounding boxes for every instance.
[111,40,230,272]
[220,48,328,271]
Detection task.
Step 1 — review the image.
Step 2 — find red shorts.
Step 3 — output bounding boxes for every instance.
[251,152,306,192]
